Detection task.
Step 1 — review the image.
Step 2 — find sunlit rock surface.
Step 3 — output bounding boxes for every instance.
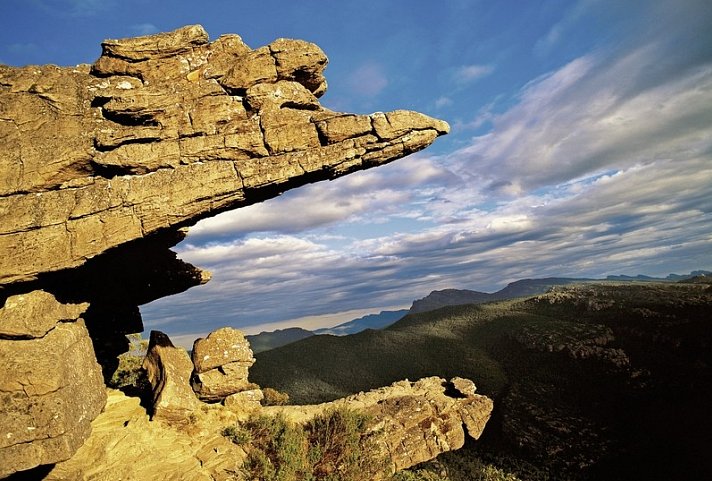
[0,25,449,477]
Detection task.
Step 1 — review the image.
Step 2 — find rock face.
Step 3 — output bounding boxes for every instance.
[191,327,258,402]
[47,389,247,481]
[143,330,199,423]
[268,376,494,473]
[0,25,449,477]
[0,24,448,286]
[0,292,105,478]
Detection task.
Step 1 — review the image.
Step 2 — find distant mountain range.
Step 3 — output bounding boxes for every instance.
[246,327,314,354]
[246,309,408,353]
[605,270,710,281]
[248,271,710,353]
[313,309,409,336]
[409,277,588,313]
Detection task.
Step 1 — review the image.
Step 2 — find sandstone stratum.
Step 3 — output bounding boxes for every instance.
[0,25,491,479]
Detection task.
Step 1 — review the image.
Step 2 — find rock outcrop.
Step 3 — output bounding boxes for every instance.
[142,330,200,423]
[0,25,450,477]
[46,389,247,481]
[191,327,258,402]
[46,375,492,480]
[0,292,105,478]
[266,376,493,473]
[0,24,448,286]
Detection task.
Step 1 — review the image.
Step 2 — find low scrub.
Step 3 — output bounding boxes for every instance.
[261,387,290,406]
[224,407,388,481]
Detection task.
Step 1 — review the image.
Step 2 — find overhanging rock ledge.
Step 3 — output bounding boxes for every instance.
[0,25,450,478]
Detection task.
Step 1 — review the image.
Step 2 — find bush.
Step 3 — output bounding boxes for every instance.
[232,407,389,481]
[391,469,449,481]
[241,414,311,481]
[109,333,150,393]
[109,352,149,390]
[262,387,290,406]
[306,407,386,480]
[222,425,252,445]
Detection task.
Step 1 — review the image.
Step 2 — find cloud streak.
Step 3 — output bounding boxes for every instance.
[455,64,494,84]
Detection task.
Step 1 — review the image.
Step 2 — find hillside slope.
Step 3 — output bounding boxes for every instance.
[246,327,315,354]
[251,282,712,480]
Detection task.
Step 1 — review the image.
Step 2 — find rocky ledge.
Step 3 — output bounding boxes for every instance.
[0,25,487,479]
[47,327,492,481]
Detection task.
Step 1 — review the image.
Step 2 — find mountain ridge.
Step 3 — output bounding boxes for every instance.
[246,309,409,353]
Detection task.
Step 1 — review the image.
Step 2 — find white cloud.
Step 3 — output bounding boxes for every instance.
[188,154,459,240]
[346,62,388,97]
[142,3,712,337]
[435,96,453,109]
[35,0,114,16]
[455,64,494,83]
[451,48,712,191]
[534,0,592,56]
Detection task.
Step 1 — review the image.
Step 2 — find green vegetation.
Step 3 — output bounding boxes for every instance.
[108,333,150,394]
[222,424,252,445]
[251,282,712,480]
[225,407,387,481]
[261,387,290,406]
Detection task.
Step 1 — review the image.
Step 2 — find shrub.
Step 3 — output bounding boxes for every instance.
[109,333,150,393]
[262,387,290,406]
[306,407,385,481]
[233,407,389,481]
[241,414,311,481]
[109,352,148,390]
[391,469,449,481]
[222,425,252,445]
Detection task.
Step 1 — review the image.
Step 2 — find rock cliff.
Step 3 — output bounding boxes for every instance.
[0,25,463,478]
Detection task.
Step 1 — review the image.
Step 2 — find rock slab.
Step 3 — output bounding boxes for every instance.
[0,292,105,478]
[267,376,494,474]
[0,24,449,286]
[0,23,449,477]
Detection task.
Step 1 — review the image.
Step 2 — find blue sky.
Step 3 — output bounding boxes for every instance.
[3,0,711,343]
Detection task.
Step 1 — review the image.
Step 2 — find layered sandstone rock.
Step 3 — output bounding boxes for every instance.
[266,376,494,473]
[0,24,450,477]
[0,24,448,286]
[47,389,246,481]
[0,292,105,478]
[191,327,258,402]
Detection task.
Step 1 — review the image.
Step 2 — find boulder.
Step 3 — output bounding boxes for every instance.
[191,327,256,402]
[224,389,265,413]
[0,292,105,478]
[143,330,199,423]
[192,363,257,402]
[192,327,255,373]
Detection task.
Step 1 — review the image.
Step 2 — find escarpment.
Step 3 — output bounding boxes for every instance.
[0,25,489,479]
